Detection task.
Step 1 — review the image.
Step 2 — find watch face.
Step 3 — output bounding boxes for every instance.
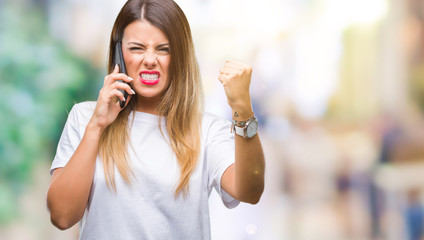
[246,119,258,138]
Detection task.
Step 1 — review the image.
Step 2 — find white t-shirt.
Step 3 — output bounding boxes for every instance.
[50,101,239,240]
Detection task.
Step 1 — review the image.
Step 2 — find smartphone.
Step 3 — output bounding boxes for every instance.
[113,41,128,108]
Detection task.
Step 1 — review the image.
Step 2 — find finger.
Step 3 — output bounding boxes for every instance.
[104,73,134,85]
[224,60,251,70]
[104,65,120,84]
[100,86,125,101]
[111,73,134,83]
[218,74,230,86]
[219,67,238,75]
[227,59,249,67]
[104,64,129,84]
[220,64,244,75]
[111,81,136,95]
[126,87,136,96]
[98,87,123,105]
[111,89,126,102]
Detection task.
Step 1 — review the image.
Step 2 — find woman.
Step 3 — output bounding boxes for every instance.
[47,0,264,239]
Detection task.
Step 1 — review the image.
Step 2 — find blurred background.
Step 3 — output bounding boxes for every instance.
[1,0,424,239]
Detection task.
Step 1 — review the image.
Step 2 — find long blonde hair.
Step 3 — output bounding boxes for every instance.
[99,0,203,197]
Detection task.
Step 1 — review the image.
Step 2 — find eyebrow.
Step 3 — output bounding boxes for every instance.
[128,42,170,48]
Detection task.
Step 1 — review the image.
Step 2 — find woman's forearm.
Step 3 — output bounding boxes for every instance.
[47,123,102,230]
[234,130,265,204]
[218,59,265,204]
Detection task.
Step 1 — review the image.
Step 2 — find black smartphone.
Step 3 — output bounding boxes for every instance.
[113,41,128,108]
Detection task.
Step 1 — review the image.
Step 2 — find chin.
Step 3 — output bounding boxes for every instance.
[136,89,165,99]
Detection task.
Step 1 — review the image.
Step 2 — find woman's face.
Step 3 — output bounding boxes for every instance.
[121,20,171,104]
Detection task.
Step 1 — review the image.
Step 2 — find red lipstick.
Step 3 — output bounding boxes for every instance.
[139,71,160,85]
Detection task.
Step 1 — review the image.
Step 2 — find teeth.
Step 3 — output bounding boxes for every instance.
[141,73,159,80]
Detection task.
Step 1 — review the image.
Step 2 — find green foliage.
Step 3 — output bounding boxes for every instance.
[0,2,102,224]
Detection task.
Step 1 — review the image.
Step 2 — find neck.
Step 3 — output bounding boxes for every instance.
[135,95,162,115]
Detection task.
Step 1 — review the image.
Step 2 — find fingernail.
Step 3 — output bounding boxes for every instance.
[131,89,135,95]
[128,76,133,81]
[122,97,126,102]
[115,64,118,69]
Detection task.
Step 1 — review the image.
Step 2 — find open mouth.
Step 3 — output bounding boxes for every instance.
[139,71,160,85]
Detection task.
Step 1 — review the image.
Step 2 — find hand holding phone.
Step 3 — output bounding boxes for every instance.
[113,41,129,108]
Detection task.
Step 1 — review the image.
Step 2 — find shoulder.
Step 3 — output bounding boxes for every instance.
[72,101,96,113]
[201,112,232,137]
[71,101,96,114]
[68,101,96,123]
[202,112,231,128]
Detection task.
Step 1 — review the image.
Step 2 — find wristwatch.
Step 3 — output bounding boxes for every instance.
[232,115,259,138]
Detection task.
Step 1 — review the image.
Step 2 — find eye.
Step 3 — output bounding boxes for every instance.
[157,47,170,54]
[129,47,145,52]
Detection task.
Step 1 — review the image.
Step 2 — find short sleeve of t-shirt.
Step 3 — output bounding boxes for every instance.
[50,102,93,175]
[204,114,240,209]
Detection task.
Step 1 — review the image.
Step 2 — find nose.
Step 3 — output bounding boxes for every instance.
[143,50,157,68]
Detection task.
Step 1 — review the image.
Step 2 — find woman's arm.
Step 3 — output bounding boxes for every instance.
[47,124,102,230]
[46,65,134,229]
[218,60,265,204]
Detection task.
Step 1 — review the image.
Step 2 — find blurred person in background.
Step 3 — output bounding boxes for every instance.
[45,0,265,239]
